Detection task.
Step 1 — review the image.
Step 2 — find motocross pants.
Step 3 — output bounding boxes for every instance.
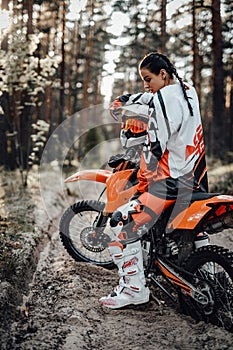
[110,179,179,243]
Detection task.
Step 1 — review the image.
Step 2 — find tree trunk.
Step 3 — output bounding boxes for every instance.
[211,0,226,159]
[25,0,33,35]
[0,93,9,167]
[192,1,202,102]
[18,0,34,171]
[160,0,167,53]
[82,3,95,110]
[225,55,233,155]
[72,15,82,113]
[59,0,66,124]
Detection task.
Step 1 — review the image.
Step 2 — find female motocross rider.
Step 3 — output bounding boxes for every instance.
[99,52,208,309]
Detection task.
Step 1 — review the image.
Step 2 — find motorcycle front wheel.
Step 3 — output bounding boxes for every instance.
[180,245,233,332]
[59,200,114,269]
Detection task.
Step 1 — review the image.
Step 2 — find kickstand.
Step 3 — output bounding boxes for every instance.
[150,292,164,306]
[150,292,165,315]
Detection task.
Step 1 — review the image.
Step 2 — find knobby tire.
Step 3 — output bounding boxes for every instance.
[180,245,233,332]
[59,200,114,269]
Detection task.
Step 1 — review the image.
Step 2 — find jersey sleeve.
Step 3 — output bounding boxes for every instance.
[139,89,183,179]
[121,92,154,106]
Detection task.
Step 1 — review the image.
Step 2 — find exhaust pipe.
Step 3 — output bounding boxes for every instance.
[203,212,233,234]
[224,214,233,227]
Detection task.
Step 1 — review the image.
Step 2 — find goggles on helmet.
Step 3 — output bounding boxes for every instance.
[121,117,148,135]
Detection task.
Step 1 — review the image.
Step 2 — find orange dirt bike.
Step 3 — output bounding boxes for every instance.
[59,155,233,331]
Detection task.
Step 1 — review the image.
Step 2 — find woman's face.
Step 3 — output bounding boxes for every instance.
[140,68,166,93]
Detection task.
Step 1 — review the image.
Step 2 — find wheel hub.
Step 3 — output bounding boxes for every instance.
[80,226,109,253]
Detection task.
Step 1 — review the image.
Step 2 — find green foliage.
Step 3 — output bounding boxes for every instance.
[111,0,162,97]
[0,32,58,100]
[0,0,232,170]
[29,119,50,165]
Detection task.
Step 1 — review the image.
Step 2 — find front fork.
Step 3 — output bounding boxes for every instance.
[93,211,112,248]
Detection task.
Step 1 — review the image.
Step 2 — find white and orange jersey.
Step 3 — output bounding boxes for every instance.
[122,83,208,193]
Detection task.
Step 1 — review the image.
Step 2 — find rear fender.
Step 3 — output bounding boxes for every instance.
[167,195,233,232]
[64,169,112,184]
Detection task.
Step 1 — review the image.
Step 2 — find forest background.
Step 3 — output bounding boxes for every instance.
[0,0,232,185]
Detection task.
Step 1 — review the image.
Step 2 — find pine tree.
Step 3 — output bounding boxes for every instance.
[211,0,226,158]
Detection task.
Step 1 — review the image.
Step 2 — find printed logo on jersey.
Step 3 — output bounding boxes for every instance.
[143,116,163,171]
[143,116,158,165]
[185,124,204,160]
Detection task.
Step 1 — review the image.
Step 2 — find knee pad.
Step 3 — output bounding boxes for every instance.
[110,200,143,240]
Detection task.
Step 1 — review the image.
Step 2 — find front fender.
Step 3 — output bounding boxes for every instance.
[64,169,112,184]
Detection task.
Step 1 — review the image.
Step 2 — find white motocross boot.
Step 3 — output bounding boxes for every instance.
[99,240,150,309]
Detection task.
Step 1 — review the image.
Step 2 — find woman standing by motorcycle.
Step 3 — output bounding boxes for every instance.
[99,52,209,309]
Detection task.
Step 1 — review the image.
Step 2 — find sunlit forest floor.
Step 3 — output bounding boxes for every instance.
[208,162,233,194]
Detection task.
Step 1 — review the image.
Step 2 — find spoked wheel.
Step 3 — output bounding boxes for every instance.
[59,200,114,269]
[180,245,233,332]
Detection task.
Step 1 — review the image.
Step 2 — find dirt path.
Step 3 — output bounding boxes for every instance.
[8,227,233,350]
[1,168,233,349]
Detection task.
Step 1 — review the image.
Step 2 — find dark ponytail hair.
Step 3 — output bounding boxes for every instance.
[139,52,193,116]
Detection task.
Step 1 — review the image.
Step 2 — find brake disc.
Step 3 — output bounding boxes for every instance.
[80,227,107,253]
